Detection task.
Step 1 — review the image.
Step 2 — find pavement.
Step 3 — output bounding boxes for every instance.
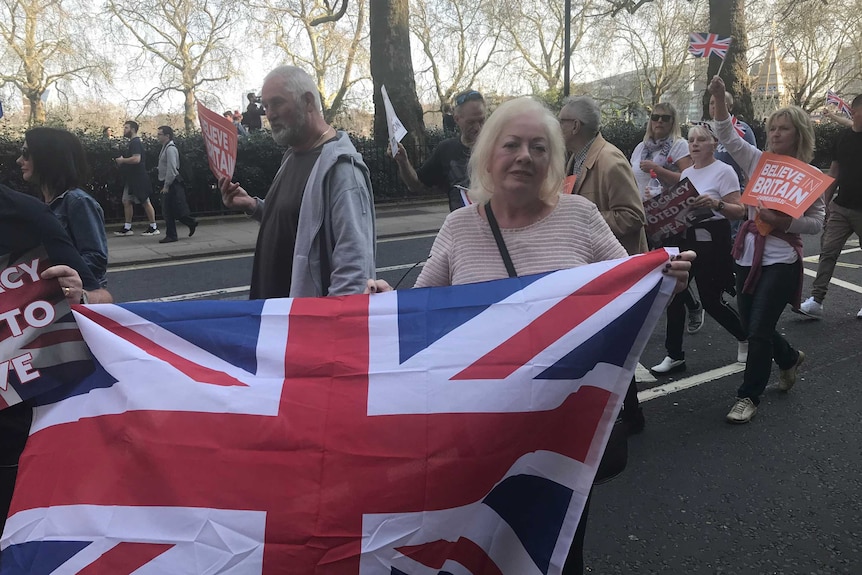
[107,200,450,267]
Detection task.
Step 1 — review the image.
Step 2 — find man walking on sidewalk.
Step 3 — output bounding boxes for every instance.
[799,94,862,319]
[156,126,197,243]
[114,121,159,237]
[219,65,375,299]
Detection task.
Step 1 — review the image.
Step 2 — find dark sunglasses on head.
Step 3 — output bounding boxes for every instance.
[455,90,483,107]
[650,114,673,122]
[20,147,30,160]
[690,121,716,135]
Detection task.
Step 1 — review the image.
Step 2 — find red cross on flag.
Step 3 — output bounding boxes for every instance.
[688,33,732,60]
[1,250,676,574]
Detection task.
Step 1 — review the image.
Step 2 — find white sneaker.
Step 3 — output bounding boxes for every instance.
[650,356,686,374]
[737,341,749,363]
[856,307,862,319]
[798,296,823,318]
[726,397,757,423]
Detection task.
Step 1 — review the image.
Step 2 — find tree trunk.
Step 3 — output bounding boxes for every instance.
[703,0,753,122]
[27,94,45,126]
[369,0,426,162]
[184,89,197,133]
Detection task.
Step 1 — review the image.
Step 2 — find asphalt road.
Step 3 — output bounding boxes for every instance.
[105,232,862,574]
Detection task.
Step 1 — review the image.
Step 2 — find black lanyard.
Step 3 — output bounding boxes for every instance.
[484,202,517,278]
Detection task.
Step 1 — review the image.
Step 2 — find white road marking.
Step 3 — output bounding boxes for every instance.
[111,233,436,272]
[802,247,860,263]
[802,269,862,294]
[133,262,426,302]
[638,363,745,403]
[635,363,657,383]
[111,252,252,272]
[136,286,251,302]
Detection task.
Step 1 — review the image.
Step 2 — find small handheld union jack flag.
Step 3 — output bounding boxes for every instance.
[688,33,732,60]
[826,89,852,117]
[731,115,746,138]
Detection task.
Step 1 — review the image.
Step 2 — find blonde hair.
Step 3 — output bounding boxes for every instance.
[468,97,565,204]
[766,106,815,163]
[644,102,682,143]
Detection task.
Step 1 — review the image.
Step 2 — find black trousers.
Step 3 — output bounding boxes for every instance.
[161,180,196,239]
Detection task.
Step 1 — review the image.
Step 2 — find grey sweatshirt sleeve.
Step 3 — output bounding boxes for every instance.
[163,145,180,187]
[325,159,377,295]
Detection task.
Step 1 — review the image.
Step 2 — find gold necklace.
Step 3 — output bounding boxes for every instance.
[310,126,333,149]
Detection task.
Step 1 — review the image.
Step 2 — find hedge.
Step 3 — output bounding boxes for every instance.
[0,122,839,224]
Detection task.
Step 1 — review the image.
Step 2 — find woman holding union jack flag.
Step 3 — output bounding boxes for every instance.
[367,97,695,575]
[708,75,825,424]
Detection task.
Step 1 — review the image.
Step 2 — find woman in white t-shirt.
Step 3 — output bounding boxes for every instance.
[651,124,748,375]
[629,102,692,198]
[709,76,825,424]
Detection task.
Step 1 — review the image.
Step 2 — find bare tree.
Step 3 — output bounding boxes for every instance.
[369,0,426,152]
[253,0,369,123]
[106,0,239,132]
[409,0,503,112]
[699,0,753,121]
[491,0,602,93]
[773,0,861,111]
[611,0,706,105]
[0,0,110,125]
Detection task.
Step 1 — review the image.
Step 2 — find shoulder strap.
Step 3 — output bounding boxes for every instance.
[484,201,517,278]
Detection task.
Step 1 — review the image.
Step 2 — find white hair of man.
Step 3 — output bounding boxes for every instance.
[561,95,601,136]
[264,65,322,111]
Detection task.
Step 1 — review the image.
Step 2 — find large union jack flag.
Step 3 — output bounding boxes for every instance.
[688,33,732,60]
[826,89,852,117]
[1,250,675,574]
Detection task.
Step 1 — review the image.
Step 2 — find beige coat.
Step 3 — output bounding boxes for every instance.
[567,133,648,255]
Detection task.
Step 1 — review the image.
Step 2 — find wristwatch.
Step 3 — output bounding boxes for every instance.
[716,200,725,212]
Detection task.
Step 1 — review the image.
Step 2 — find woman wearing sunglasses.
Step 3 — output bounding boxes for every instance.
[709,75,825,424]
[17,128,109,288]
[630,102,692,197]
[651,123,749,375]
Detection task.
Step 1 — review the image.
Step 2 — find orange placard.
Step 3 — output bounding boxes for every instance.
[197,102,237,181]
[742,152,833,218]
[563,175,577,194]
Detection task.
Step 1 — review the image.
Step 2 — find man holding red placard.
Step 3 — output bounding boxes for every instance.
[219,65,375,299]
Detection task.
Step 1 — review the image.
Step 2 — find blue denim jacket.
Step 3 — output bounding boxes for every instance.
[49,189,109,287]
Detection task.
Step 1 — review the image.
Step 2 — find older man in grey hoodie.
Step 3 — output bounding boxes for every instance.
[219,65,376,298]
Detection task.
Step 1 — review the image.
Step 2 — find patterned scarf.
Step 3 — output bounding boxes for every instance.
[640,136,674,164]
[568,136,597,177]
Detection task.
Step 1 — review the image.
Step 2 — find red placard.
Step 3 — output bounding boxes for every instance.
[563,175,577,195]
[643,178,711,244]
[197,102,237,181]
[0,246,93,409]
[742,152,833,218]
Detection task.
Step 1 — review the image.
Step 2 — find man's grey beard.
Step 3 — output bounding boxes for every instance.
[271,111,308,148]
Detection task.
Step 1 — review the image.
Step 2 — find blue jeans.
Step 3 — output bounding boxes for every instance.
[735,262,801,404]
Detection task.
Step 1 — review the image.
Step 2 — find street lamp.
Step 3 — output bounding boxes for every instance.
[563,0,571,97]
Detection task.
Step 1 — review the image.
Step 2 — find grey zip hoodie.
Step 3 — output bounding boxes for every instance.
[250,131,377,297]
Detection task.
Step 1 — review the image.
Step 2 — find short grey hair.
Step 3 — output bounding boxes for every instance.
[562,95,601,135]
[264,65,322,111]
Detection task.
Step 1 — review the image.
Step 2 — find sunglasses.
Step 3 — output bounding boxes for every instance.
[690,121,716,135]
[455,90,483,107]
[19,147,30,160]
[650,114,673,122]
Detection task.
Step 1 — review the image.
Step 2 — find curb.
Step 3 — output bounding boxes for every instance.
[107,226,442,269]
